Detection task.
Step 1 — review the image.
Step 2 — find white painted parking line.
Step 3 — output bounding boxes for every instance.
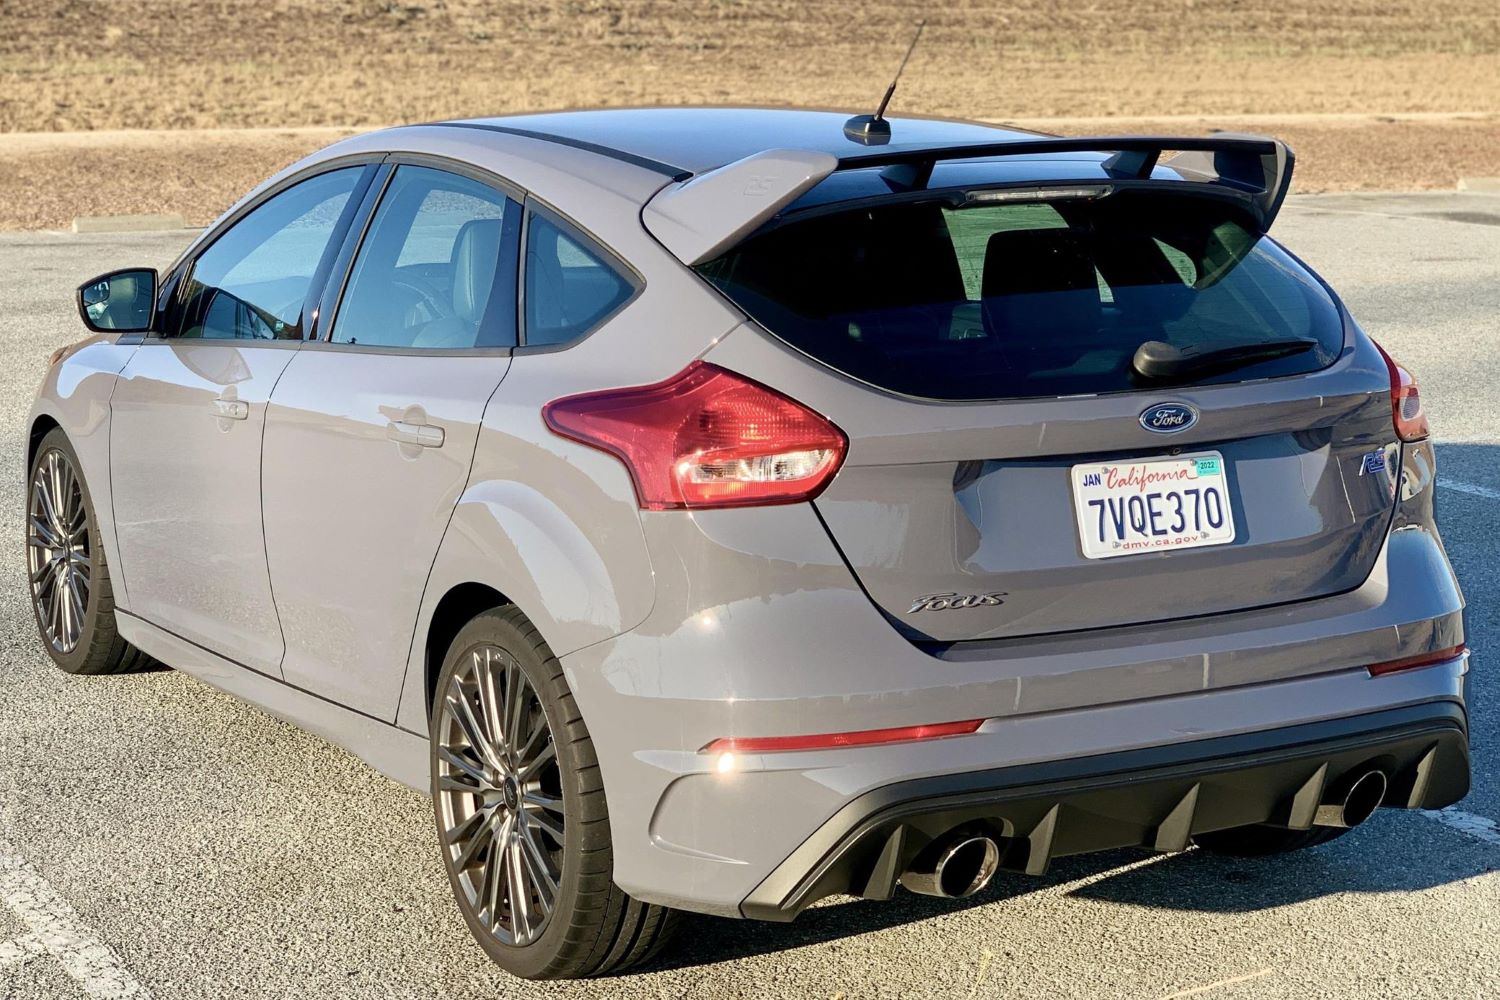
[1438,477,1500,501]
[0,932,47,968]
[1419,807,1500,848]
[0,836,152,998]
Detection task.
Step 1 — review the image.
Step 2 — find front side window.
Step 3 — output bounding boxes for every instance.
[176,168,363,340]
[523,211,635,347]
[696,189,1345,400]
[331,166,521,350]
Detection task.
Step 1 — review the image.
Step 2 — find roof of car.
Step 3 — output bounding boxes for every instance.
[443,107,1045,177]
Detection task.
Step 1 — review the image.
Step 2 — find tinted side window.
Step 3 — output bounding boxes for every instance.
[177,168,362,340]
[523,211,634,347]
[331,166,521,350]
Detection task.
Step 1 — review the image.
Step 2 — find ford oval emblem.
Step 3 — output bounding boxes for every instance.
[1139,402,1198,434]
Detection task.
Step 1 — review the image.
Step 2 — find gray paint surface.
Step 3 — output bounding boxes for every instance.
[109,341,295,676]
[706,320,1404,643]
[262,348,512,717]
[1,192,1497,996]
[642,147,839,264]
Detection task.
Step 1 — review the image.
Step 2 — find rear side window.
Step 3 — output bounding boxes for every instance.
[332,166,522,350]
[695,190,1344,400]
[176,167,362,340]
[523,211,635,347]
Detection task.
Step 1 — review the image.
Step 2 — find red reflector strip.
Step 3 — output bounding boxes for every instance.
[702,719,985,755]
[1367,644,1467,677]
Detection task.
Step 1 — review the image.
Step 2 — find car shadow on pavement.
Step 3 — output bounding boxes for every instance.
[652,811,1497,972]
[1069,812,1497,911]
[649,847,1151,971]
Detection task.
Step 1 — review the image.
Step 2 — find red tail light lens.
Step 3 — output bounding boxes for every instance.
[543,361,847,510]
[701,719,985,755]
[1367,644,1466,677]
[1372,340,1429,442]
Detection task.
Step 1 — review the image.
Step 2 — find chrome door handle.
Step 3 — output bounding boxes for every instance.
[213,398,249,420]
[386,420,444,448]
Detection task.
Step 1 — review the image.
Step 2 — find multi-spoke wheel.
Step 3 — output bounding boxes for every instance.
[24,429,153,676]
[28,446,91,654]
[436,644,565,947]
[430,606,679,980]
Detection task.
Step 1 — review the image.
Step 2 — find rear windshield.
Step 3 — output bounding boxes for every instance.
[695,189,1345,400]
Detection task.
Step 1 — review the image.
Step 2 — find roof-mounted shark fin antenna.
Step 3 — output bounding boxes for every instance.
[843,19,926,146]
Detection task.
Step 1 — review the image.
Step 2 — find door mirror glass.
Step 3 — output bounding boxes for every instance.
[76,268,158,333]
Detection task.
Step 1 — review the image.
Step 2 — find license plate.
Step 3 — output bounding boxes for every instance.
[1070,452,1236,560]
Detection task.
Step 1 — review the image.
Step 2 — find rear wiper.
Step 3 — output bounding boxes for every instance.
[1132,337,1320,382]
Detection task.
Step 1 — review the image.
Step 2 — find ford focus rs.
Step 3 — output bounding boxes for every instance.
[25,108,1470,979]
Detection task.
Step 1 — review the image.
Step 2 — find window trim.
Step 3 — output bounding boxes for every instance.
[312,153,527,357]
[306,162,393,343]
[514,195,644,355]
[144,156,382,345]
[131,150,647,356]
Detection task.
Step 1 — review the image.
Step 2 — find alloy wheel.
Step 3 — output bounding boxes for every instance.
[435,644,565,947]
[26,449,91,654]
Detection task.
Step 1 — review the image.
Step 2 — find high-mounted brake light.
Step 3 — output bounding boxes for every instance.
[1367,644,1466,677]
[1372,340,1429,442]
[542,361,847,510]
[701,719,985,755]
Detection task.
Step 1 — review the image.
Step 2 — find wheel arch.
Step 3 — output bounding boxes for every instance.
[421,581,513,719]
[26,413,62,477]
[393,478,655,734]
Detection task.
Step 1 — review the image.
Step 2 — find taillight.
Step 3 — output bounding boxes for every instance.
[1372,339,1429,442]
[1367,644,1466,677]
[701,718,985,755]
[542,361,847,510]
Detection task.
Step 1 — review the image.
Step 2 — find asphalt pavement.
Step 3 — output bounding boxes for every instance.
[1,192,1497,1000]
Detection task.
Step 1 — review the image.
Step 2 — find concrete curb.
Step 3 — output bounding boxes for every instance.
[1457,178,1500,193]
[71,213,188,233]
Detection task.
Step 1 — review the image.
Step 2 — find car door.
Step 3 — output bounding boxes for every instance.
[261,163,521,717]
[110,165,372,675]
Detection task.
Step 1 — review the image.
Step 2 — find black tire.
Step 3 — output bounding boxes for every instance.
[429,606,679,980]
[1194,824,1350,857]
[25,428,155,676]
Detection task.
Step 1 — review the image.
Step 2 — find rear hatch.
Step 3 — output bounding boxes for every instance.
[697,186,1399,643]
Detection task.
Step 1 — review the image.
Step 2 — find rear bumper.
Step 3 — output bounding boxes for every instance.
[740,700,1470,920]
[560,497,1467,918]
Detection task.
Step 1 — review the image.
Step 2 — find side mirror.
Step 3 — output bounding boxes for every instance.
[76,268,158,333]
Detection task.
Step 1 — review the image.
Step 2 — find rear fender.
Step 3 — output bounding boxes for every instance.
[393,466,656,735]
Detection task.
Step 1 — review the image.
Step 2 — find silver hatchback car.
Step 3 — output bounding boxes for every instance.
[26,108,1471,979]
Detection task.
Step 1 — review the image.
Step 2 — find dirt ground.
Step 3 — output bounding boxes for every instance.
[5,1,1499,130]
[1,1,1497,229]
[2,114,1495,232]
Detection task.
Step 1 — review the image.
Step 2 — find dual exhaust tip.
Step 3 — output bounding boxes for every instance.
[900,768,1388,899]
[1313,768,1388,829]
[901,833,1002,899]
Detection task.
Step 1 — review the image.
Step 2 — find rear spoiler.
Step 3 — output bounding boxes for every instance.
[642,148,839,267]
[644,134,1294,265]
